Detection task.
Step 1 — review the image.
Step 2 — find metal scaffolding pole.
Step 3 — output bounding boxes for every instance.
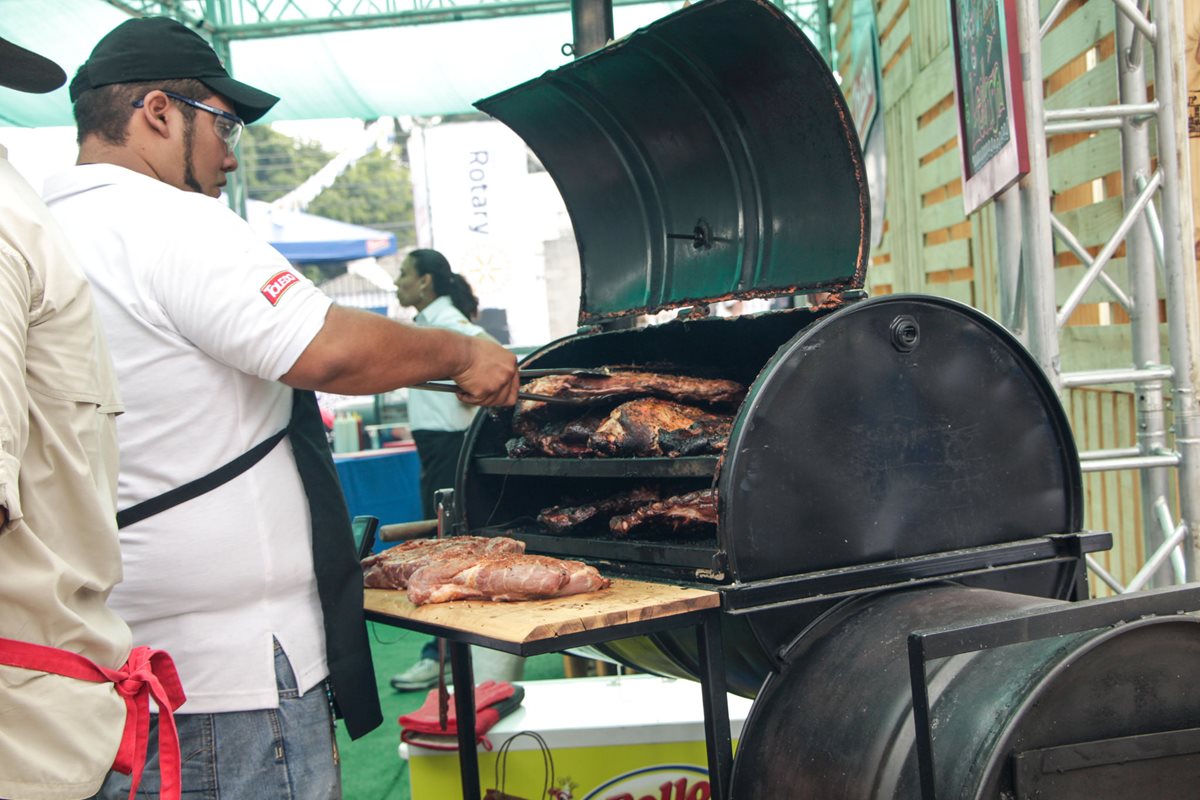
[1016,0,1061,391]
[1152,0,1200,579]
[1115,3,1172,586]
[1004,0,1199,587]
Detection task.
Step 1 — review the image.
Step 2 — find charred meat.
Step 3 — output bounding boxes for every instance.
[538,486,662,534]
[514,370,746,424]
[589,398,732,457]
[610,488,718,538]
[507,410,609,458]
[407,554,611,605]
[361,536,524,590]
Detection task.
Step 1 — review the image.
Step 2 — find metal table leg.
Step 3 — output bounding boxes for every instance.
[449,641,480,800]
[696,610,733,800]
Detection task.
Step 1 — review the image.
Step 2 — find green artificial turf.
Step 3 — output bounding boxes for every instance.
[336,622,565,800]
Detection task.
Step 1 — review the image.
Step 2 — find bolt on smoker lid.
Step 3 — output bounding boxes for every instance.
[474,0,870,324]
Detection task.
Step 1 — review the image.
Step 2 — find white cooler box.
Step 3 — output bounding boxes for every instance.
[400,674,751,800]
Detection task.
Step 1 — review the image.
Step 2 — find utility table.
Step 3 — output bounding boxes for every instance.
[364,578,733,800]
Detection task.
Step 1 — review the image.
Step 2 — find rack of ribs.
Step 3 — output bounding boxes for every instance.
[516,371,746,415]
[609,488,718,538]
[361,536,525,590]
[406,554,611,605]
[537,486,663,534]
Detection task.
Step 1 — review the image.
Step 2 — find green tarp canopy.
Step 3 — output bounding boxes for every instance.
[0,0,682,127]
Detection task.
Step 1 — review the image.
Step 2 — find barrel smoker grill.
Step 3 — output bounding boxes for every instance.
[443,0,1200,796]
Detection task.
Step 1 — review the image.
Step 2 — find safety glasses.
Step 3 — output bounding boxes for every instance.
[133,90,245,151]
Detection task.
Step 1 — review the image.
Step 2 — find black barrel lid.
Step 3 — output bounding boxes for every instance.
[475,0,870,324]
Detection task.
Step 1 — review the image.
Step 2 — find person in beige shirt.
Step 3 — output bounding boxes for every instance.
[0,34,181,800]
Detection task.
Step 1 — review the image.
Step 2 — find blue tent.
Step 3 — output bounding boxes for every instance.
[246,199,397,263]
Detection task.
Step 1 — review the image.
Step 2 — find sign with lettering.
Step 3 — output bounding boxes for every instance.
[948,0,1028,214]
[408,120,553,344]
[581,765,710,800]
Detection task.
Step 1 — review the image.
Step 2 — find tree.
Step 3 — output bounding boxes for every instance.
[307,146,416,247]
[240,125,332,203]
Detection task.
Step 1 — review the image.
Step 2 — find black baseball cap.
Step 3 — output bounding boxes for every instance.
[69,17,279,123]
[0,34,66,93]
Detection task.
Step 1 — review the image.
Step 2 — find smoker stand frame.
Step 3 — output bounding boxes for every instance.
[907,582,1200,800]
[720,532,1112,613]
[364,585,733,800]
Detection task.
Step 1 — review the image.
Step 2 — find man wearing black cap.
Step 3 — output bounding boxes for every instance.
[0,33,184,800]
[44,16,518,800]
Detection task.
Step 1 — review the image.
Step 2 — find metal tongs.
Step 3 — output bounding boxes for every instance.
[412,366,612,405]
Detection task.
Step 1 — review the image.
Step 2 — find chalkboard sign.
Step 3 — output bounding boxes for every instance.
[948,0,1028,214]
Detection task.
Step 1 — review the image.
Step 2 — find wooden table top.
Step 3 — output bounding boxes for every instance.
[364,577,720,647]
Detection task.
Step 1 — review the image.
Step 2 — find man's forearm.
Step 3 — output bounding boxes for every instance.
[281,304,513,403]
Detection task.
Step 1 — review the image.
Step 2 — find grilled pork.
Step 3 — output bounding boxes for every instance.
[361,536,525,590]
[507,410,609,458]
[589,398,732,457]
[609,488,718,538]
[514,370,746,422]
[537,487,662,534]
[407,554,611,605]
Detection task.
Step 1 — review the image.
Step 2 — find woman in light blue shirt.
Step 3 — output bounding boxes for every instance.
[391,248,490,690]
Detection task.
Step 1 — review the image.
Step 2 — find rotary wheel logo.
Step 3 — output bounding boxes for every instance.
[462,246,512,295]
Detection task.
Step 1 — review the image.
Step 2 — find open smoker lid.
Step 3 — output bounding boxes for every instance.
[475,0,870,323]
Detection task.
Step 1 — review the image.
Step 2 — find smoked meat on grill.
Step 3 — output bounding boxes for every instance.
[510,398,732,458]
[589,398,732,457]
[407,554,611,605]
[609,488,718,538]
[538,486,662,534]
[516,371,746,416]
[507,410,609,458]
[361,536,524,590]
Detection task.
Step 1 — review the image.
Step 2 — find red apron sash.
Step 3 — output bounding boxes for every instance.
[0,638,186,800]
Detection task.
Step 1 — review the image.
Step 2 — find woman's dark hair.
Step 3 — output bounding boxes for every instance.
[408,248,480,319]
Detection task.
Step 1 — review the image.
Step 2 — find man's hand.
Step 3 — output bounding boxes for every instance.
[450,336,519,407]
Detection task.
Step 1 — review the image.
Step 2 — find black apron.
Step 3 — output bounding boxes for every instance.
[117,389,383,739]
[287,389,383,739]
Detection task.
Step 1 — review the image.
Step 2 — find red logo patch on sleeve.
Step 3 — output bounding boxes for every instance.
[261,270,301,305]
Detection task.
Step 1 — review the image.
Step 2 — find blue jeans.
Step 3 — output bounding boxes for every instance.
[95,641,341,799]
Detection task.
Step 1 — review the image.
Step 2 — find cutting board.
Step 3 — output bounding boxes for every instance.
[364,578,720,646]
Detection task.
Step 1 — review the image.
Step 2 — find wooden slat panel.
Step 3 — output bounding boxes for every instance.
[919,195,967,234]
[882,38,913,101]
[922,238,971,272]
[1055,196,1126,249]
[1060,323,1171,373]
[1045,60,1119,110]
[876,0,906,33]
[1041,0,1115,78]
[889,94,928,293]
[1047,131,1122,193]
[916,147,962,194]
[914,108,958,160]
[1065,388,1144,596]
[911,44,954,112]
[970,202,1000,320]
[879,5,910,64]
[924,278,974,304]
[1054,258,1131,307]
[912,0,948,70]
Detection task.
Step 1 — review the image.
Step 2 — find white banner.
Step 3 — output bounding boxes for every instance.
[410,120,553,345]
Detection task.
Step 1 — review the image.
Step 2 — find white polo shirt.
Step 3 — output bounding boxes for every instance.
[44,164,334,714]
[407,295,484,432]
